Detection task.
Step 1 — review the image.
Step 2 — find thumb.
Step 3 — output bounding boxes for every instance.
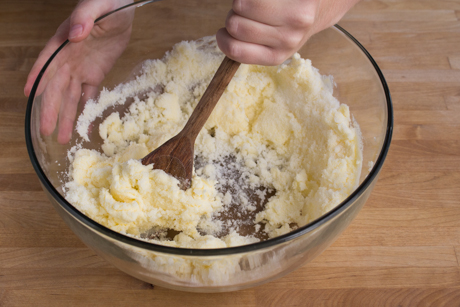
[68,0,118,43]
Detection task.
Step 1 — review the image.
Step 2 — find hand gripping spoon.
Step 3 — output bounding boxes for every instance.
[141,56,240,190]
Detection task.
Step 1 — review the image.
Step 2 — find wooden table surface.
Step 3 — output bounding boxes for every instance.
[1,0,460,306]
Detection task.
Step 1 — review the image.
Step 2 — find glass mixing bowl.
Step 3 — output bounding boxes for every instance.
[25,0,393,292]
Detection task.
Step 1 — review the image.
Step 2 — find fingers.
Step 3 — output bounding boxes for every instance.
[40,65,85,144]
[217,28,285,65]
[57,78,82,144]
[81,84,100,137]
[225,10,286,49]
[24,19,70,97]
[40,68,97,144]
[225,9,308,51]
[68,0,121,43]
[217,0,319,65]
[233,0,317,29]
[40,64,71,137]
[81,84,100,104]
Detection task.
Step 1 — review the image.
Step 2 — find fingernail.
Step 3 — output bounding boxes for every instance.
[69,24,83,39]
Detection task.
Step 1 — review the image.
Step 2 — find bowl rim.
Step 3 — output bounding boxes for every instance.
[25,0,393,257]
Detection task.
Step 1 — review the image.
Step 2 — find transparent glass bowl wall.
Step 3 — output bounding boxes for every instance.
[26,0,392,292]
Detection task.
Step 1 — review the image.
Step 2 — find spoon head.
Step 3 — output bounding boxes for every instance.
[149,155,190,190]
[141,135,194,190]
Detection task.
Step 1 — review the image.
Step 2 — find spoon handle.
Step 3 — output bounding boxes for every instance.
[181,56,240,140]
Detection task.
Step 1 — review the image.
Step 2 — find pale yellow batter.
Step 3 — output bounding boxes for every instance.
[65,36,362,248]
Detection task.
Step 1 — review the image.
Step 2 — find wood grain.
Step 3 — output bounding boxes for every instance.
[1,0,460,305]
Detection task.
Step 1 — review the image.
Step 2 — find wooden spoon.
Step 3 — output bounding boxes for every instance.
[141,56,240,190]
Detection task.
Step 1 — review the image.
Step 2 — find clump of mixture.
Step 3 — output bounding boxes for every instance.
[65,36,362,249]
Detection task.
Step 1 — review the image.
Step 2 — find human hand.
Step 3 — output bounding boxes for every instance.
[24,0,134,144]
[216,0,362,65]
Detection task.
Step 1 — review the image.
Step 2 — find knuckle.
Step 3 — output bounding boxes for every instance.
[290,10,315,29]
[232,0,244,16]
[226,42,241,60]
[271,51,289,66]
[282,32,303,50]
[225,14,240,38]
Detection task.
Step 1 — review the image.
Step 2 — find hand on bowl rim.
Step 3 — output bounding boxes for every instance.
[24,0,134,144]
